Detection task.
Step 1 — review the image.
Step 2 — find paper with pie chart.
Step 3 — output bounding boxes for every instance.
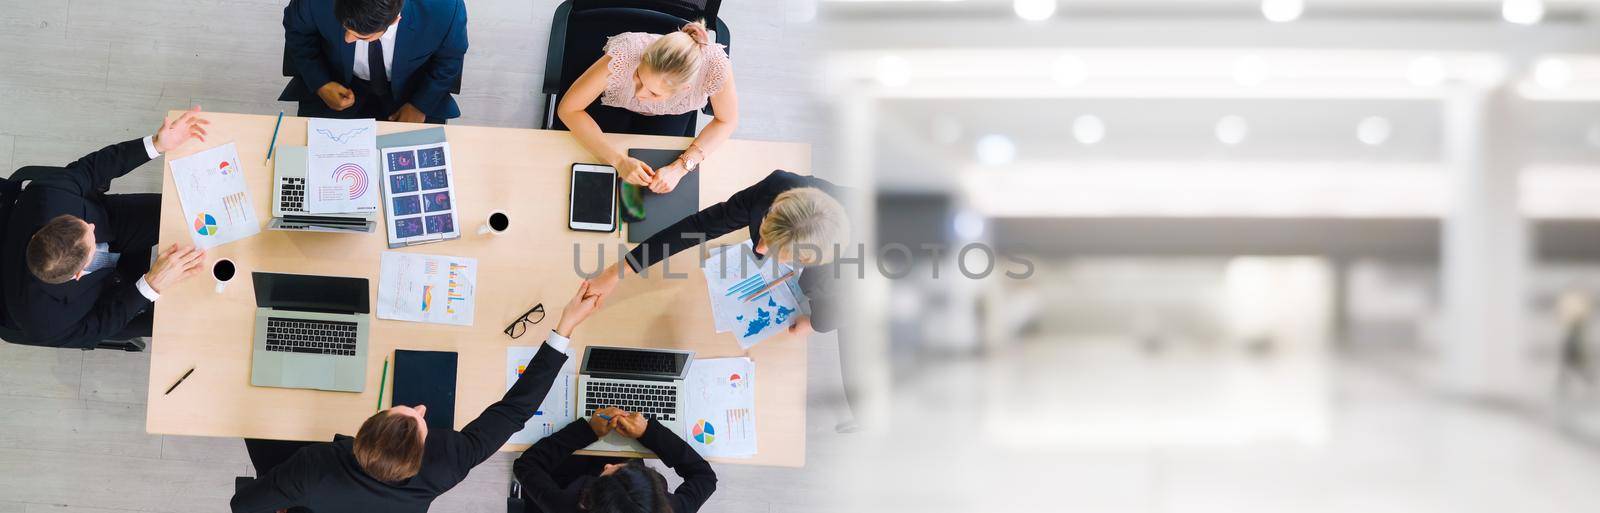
[682,357,757,458]
[305,117,379,215]
[169,142,260,249]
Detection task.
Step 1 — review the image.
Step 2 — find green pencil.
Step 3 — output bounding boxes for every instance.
[376,357,389,412]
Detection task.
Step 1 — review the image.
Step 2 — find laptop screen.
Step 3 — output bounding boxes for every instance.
[252,272,370,314]
[582,346,691,380]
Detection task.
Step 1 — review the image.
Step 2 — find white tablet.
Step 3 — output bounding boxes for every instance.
[569,163,617,232]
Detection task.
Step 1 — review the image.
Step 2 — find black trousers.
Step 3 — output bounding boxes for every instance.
[296,80,446,124]
[104,193,160,340]
[555,101,695,137]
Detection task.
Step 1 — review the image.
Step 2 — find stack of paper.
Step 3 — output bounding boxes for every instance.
[682,357,757,458]
[701,242,802,349]
[305,118,380,214]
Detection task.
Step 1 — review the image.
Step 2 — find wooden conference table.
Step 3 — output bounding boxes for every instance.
[144,112,810,467]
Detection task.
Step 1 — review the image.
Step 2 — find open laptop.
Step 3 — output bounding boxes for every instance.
[250,272,371,392]
[267,146,377,233]
[578,346,695,454]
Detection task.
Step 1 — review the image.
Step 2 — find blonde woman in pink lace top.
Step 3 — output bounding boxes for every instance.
[557,21,737,194]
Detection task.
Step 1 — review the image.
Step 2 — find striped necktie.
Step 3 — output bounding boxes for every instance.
[82,243,120,275]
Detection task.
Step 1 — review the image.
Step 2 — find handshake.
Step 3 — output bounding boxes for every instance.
[587,407,650,439]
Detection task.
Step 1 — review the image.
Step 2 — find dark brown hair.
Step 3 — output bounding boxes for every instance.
[579,460,670,513]
[27,214,93,284]
[353,410,425,483]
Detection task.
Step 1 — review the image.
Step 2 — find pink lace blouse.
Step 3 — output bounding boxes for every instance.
[600,32,731,116]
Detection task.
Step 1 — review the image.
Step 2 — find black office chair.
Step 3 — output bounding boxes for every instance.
[540,0,732,134]
[0,166,146,352]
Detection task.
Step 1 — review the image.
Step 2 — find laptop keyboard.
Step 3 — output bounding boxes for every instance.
[584,380,677,423]
[279,177,305,213]
[265,318,358,356]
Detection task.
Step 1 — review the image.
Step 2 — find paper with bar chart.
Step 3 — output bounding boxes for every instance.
[169,142,260,249]
[702,241,802,349]
[376,251,477,326]
[682,357,757,458]
[305,117,379,214]
[505,346,579,444]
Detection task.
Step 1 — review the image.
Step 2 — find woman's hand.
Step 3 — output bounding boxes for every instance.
[648,160,689,194]
[588,262,624,299]
[615,157,656,187]
[613,411,649,439]
[590,407,626,438]
[555,281,605,337]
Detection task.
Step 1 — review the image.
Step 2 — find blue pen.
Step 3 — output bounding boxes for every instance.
[264,111,284,164]
[597,413,613,421]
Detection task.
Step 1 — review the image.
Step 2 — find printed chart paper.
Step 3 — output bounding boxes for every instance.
[682,357,757,458]
[305,118,380,214]
[380,142,460,246]
[702,242,802,349]
[506,346,578,444]
[169,142,260,249]
[377,252,477,326]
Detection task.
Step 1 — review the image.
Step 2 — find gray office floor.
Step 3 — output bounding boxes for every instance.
[0,1,845,511]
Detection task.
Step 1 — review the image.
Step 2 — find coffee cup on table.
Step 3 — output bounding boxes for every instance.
[212,258,235,293]
[478,210,510,236]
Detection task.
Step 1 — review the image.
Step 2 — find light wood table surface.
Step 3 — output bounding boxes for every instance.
[145,112,810,467]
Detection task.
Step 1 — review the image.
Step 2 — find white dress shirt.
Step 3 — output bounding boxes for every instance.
[544,330,571,354]
[352,22,400,82]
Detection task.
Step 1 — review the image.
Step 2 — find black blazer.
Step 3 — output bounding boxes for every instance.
[280,0,468,119]
[1,139,154,348]
[625,170,853,332]
[230,342,569,513]
[513,419,717,513]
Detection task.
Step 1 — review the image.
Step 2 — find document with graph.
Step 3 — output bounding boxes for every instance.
[169,142,260,249]
[682,357,757,458]
[505,346,579,444]
[305,117,379,214]
[379,142,460,247]
[376,251,477,326]
[702,241,804,349]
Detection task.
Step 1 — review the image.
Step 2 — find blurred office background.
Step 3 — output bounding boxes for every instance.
[818,0,1600,510]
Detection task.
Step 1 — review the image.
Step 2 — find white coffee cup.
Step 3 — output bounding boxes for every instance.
[478,210,510,236]
[213,258,236,293]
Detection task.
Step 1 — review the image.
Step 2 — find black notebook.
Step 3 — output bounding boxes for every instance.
[391,350,458,432]
[626,149,701,243]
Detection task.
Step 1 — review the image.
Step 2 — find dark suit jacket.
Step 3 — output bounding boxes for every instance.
[230,342,569,513]
[513,419,717,513]
[625,170,853,332]
[1,139,154,348]
[280,0,467,119]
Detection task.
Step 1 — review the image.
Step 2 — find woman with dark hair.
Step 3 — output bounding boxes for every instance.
[514,409,716,513]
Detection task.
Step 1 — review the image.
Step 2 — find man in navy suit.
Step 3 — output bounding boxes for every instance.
[281,0,467,124]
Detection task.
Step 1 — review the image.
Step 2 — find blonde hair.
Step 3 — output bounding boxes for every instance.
[761,188,849,266]
[640,21,711,92]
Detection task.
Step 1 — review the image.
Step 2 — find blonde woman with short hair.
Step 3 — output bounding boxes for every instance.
[557,21,738,194]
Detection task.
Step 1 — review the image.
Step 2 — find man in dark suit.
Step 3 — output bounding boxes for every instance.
[230,282,605,513]
[1,108,210,349]
[281,0,467,124]
[514,408,717,513]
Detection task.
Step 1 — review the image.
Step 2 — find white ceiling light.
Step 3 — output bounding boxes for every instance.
[875,55,911,88]
[975,134,1018,166]
[1216,116,1250,146]
[1534,58,1573,90]
[1503,0,1545,25]
[1356,116,1393,146]
[1261,0,1304,23]
[1072,115,1106,145]
[1407,56,1448,87]
[1014,0,1057,22]
[953,211,987,241]
[1233,55,1269,87]
[1051,54,1087,86]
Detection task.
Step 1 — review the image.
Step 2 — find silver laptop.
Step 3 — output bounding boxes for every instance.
[578,346,695,454]
[268,146,377,233]
[250,272,371,393]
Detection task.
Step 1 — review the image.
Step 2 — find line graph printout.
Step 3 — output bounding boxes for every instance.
[682,357,757,458]
[169,142,260,249]
[305,118,379,215]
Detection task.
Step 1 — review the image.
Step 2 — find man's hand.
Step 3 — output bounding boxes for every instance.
[555,280,605,337]
[388,103,426,123]
[615,157,656,187]
[152,106,210,153]
[143,244,206,293]
[613,411,648,439]
[648,160,688,194]
[317,82,356,111]
[788,315,813,337]
[587,262,624,299]
[590,407,625,438]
